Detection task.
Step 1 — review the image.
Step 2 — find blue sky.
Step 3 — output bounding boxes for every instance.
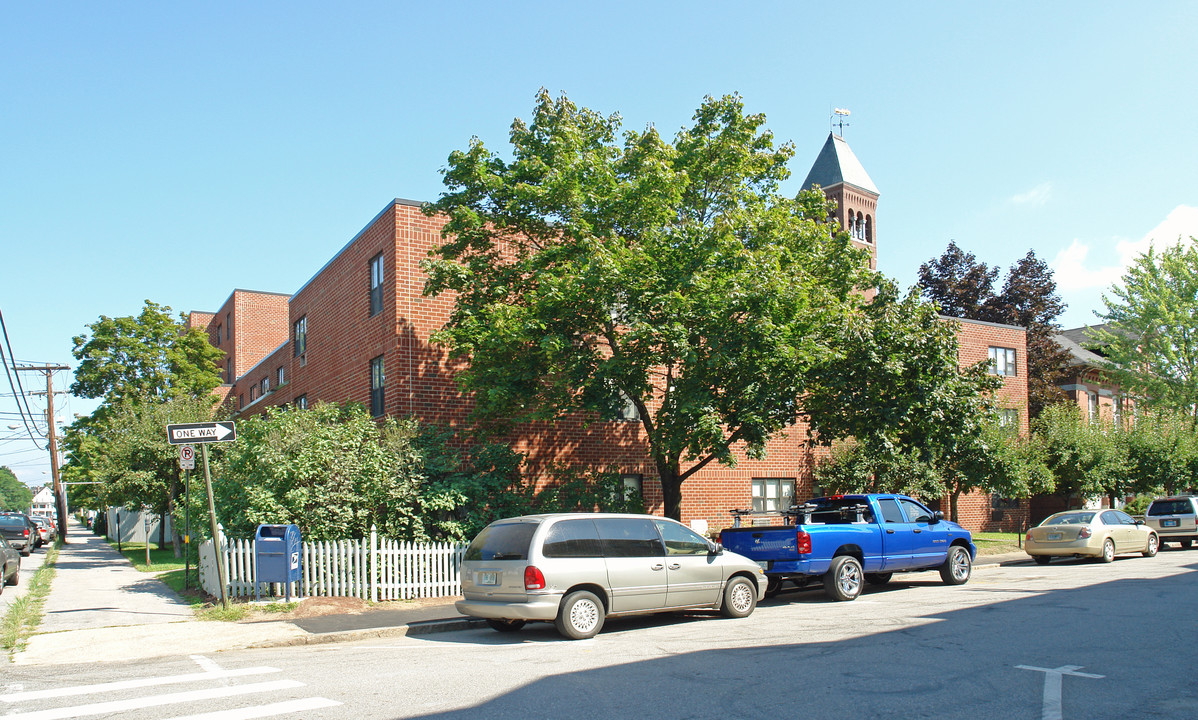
[3,2,1196,487]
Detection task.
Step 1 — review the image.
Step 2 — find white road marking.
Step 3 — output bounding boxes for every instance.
[1016,664,1104,720]
[190,655,224,673]
[164,696,343,720]
[1,679,305,720]
[0,668,282,703]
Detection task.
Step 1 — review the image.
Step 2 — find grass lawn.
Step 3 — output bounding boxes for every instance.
[972,531,1027,556]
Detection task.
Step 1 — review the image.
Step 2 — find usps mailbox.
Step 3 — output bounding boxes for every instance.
[254,524,302,601]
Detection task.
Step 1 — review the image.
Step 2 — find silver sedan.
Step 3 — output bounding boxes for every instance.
[1025,509,1159,564]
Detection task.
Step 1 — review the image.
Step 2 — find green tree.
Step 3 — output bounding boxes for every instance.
[814,442,943,498]
[422,90,874,520]
[70,300,224,408]
[70,395,215,552]
[1118,409,1198,497]
[0,466,34,511]
[1092,241,1198,418]
[1033,404,1127,506]
[916,241,998,319]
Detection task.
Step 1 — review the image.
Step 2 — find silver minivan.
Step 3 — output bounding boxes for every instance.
[456,513,767,639]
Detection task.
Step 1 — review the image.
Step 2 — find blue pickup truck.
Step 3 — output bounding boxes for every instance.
[718,494,976,601]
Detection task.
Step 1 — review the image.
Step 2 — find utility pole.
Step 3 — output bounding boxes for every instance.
[18,364,70,538]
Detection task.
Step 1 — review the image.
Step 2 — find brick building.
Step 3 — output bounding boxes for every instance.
[187,131,1029,533]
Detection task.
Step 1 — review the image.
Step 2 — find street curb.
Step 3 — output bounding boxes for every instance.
[248,617,487,649]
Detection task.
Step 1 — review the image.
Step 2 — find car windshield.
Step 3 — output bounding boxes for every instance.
[1042,512,1094,526]
[463,521,538,561]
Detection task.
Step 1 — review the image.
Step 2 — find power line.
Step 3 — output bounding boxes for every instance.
[0,308,45,440]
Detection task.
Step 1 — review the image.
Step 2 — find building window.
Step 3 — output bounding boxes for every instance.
[295,394,308,410]
[215,324,222,346]
[250,385,259,402]
[260,377,269,396]
[622,474,643,503]
[369,253,384,317]
[226,313,231,341]
[752,478,795,513]
[988,346,1017,376]
[226,360,233,383]
[1088,392,1099,423]
[998,408,1020,428]
[238,394,244,410]
[294,316,307,357]
[277,366,286,386]
[370,355,385,417]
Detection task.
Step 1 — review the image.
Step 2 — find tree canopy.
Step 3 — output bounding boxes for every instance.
[917,244,1070,418]
[422,90,875,519]
[1092,241,1198,418]
[0,466,33,511]
[70,300,224,408]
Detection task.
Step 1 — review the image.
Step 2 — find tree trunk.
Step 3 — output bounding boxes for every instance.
[949,488,961,524]
[659,465,684,521]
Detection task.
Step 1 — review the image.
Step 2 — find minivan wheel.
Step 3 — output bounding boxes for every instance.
[555,590,604,640]
[1181,539,1193,549]
[720,576,757,618]
[486,619,525,633]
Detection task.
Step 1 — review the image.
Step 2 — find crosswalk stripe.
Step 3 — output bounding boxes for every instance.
[164,696,343,720]
[0,668,282,704]
[2,679,305,720]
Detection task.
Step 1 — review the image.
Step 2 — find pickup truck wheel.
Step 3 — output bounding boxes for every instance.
[555,590,604,640]
[486,619,525,633]
[865,573,892,586]
[940,545,972,585]
[720,576,758,618]
[823,556,863,601]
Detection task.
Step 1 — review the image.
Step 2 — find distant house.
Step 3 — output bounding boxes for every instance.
[1054,325,1134,427]
[30,485,55,517]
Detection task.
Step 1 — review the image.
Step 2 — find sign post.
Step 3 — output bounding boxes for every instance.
[179,444,194,590]
[167,422,237,609]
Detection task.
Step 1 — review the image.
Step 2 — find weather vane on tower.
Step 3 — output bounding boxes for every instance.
[831,107,850,136]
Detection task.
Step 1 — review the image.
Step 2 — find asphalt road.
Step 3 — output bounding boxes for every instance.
[4,548,1197,720]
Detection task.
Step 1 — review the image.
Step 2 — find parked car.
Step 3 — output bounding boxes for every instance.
[31,516,55,545]
[456,513,767,640]
[1143,496,1198,549]
[1025,509,1158,564]
[0,536,19,594]
[0,514,34,557]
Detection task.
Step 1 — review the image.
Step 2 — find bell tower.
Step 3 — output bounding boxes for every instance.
[801,124,879,272]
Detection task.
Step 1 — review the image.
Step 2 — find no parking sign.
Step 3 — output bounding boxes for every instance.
[179,444,195,470]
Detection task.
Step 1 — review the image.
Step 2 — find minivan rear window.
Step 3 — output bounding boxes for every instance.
[463,521,538,561]
[542,519,602,558]
[1148,500,1195,516]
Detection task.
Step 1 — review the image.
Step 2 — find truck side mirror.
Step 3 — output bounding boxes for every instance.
[931,511,944,524]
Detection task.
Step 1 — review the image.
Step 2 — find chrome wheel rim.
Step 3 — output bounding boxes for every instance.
[1104,540,1114,562]
[1149,535,1158,554]
[951,548,970,580]
[730,581,753,613]
[570,598,600,634]
[838,562,861,596]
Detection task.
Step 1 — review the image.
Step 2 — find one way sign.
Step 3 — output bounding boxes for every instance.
[166,422,237,445]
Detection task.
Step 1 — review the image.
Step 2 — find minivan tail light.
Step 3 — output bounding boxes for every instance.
[796,530,812,555]
[524,565,546,590]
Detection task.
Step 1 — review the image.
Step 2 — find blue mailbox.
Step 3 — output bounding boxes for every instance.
[255,524,302,601]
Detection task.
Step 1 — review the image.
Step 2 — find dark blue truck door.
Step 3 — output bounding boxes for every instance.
[899,498,951,568]
[875,498,915,571]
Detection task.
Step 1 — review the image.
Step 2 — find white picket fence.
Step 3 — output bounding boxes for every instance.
[201,526,467,602]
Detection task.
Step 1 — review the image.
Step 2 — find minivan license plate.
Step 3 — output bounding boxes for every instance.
[1163,519,1179,527]
[479,571,498,586]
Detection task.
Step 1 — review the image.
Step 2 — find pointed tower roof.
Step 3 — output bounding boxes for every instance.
[801,132,878,195]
